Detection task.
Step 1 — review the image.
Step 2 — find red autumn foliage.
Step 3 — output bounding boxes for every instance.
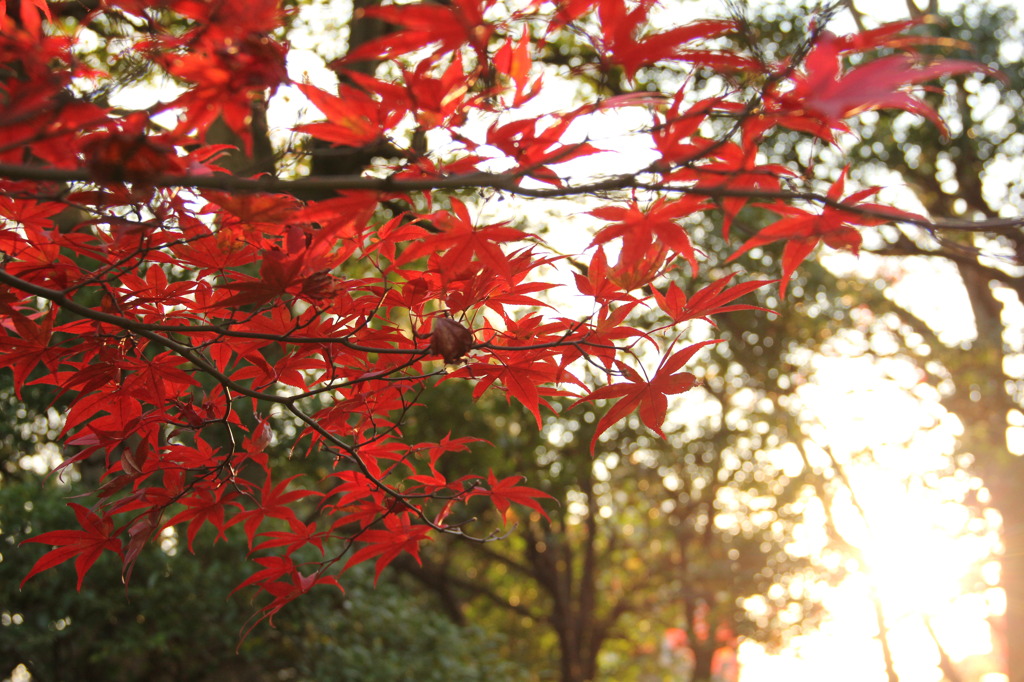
[0,0,1002,631]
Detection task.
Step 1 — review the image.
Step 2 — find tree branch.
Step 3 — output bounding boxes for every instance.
[2,162,1022,234]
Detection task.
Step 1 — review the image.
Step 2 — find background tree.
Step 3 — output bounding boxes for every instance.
[399,383,820,682]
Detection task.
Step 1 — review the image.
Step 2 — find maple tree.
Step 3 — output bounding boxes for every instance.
[0,0,1013,642]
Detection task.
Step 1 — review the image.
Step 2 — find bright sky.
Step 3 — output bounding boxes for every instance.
[738,340,1007,682]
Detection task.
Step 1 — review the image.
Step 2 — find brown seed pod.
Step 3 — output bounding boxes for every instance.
[429,317,474,363]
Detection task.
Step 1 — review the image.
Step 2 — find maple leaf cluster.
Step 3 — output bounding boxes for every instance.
[0,0,998,626]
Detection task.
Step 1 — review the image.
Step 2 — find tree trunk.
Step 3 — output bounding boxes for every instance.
[308,0,390,182]
[950,261,1022,682]
[873,593,900,682]
[986,457,1024,682]
[690,641,714,682]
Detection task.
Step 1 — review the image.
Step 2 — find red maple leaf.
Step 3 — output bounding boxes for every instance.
[21,504,123,591]
[485,114,602,187]
[653,274,776,325]
[232,555,341,637]
[667,139,795,240]
[493,26,537,106]
[405,198,528,277]
[0,0,51,35]
[728,168,922,296]
[590,196,707,276]
[163,484,239,552]
[595,0,739,80]
[342,0,496,63]
[253,517,329,556]
[470,471,552,524]
[573,247,638,303]
[457,349,581,427]
[0,310,62,397]
[344,515,434,583]
[231,473,323,547]
[163,30,288,144]
[296,80,407,148]
[770,28,1001,136]
[579,339,721,452]
[558,300,647,372]
[404,54,484,128]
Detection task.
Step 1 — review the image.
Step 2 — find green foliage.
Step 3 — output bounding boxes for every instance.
[1,474,527,682]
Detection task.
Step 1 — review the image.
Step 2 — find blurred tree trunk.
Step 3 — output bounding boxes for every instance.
[308,0,392,182]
